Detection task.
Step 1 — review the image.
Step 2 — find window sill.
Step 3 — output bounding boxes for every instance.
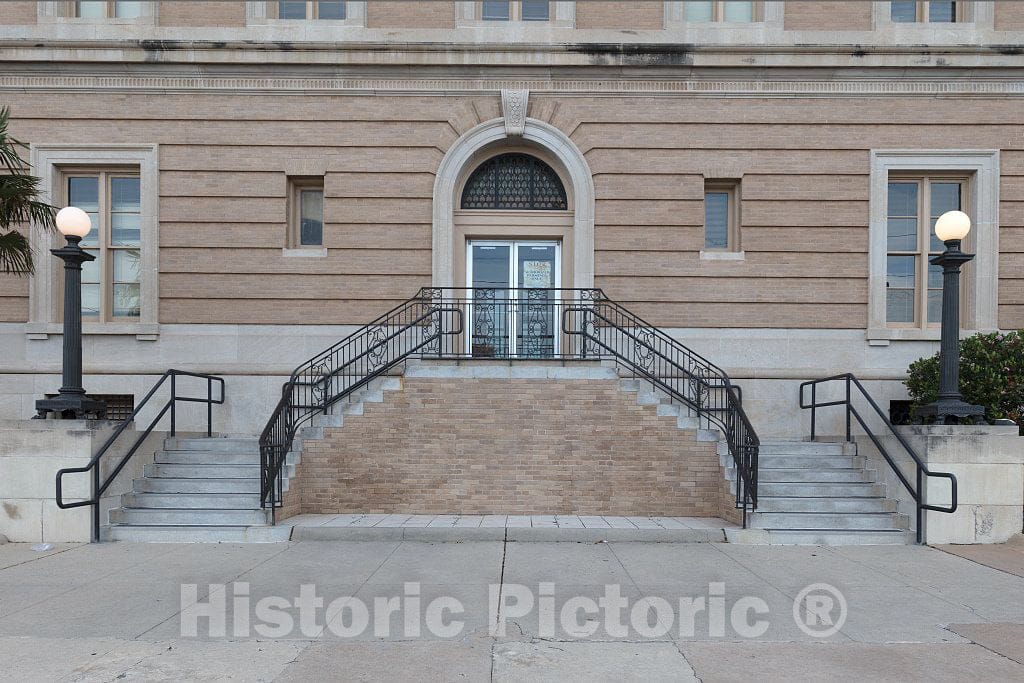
[27,322,160,341]
[699,250,745,261]
[865,327,950,346]
[282,247,328,258]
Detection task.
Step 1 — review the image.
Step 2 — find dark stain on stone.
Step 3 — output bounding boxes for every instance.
[568,43,694,67]
[991,44,1023,56]
[851,48,867,58]
[2,503,19,520]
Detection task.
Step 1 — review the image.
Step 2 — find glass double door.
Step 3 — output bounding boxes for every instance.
[466,240,561,357]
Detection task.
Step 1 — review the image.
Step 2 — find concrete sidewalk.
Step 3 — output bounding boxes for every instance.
[0,540,1021,681]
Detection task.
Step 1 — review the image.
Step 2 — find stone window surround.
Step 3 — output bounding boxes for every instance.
[27,144,160,341]
[247,1,367,27]
[37,1,157,24]
[867,150,1000,345]
[433,92,594,289]
[699,177,744,261]
[455,1,575,28]
[872,1,995,35]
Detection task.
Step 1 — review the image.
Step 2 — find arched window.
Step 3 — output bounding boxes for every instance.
[461,153,568,210]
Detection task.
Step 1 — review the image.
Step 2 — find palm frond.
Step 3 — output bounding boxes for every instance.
[0,107,28,174]
[0,176,57,231]
[0,230,33,274]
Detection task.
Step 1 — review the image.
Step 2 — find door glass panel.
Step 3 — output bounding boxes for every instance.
[517,244,557,358]
[471,244,511,357]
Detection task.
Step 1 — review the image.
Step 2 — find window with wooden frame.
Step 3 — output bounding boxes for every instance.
[703,181,740,251]
[275,0,347,20]
[684,1,759,22]
[890,0,966,23]
[73,1,146,18]
[480,0,551,22]
[885,175,968,327]
[63,169,142,321]
[288,178,324,248]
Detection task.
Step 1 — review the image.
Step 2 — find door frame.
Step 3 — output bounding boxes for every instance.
[466,239,562,356]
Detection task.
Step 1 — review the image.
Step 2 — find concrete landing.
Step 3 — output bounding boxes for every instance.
[283,514,739,542]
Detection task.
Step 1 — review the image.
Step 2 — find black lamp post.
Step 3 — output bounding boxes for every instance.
[35,206,106,420]
[917,210,985,425]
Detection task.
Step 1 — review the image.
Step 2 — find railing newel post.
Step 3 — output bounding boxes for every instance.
[845,375,852,442]
[91,465,100,543]
[207,376,213,437]
[810,382,817,441]
[170,372,176,436]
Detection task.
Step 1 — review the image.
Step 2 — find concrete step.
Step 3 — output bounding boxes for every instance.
[102,525,290,543]
[312,414,344,428]
[758,441,854,456]
[756,482,886,498]
[144,463,262,479]
[134,477,258,494]
[121,493,262,509]
[753,468,872,483]
[755,497,897,514]
[758,455,865,469]
[749,511,910,531]
[763,529,915,546]
[154,450,259,465]
[109,507,271,526]
[164,437,259,451]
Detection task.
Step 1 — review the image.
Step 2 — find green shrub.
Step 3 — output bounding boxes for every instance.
[905,330,1024,426]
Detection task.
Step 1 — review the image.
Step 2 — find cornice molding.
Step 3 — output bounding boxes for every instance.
[1,75,1022,97]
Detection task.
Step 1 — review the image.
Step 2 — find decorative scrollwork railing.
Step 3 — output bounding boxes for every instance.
[260,287,758,525]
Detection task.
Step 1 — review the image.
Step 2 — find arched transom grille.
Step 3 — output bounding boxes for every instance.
[461,153,568,210]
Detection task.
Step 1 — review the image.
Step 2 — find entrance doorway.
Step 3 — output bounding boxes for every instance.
[466,240,561,357]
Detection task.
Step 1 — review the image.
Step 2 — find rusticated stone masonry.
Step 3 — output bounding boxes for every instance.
[283,377,731,518]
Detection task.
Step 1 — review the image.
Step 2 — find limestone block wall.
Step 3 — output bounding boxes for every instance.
[287,376,728,517]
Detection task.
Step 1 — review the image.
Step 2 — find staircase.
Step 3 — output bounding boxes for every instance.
[737,440,914,545]
[103,437,280,542]
[102,377,401,543]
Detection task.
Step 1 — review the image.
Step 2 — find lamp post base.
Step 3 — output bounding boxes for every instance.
[916,399,985,425]
[34,394,107,420]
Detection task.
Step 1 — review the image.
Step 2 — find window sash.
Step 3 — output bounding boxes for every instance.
[75,1,145,18]
[685,1,757,23]
[63,170,142,321]
[891,1,963,23]
[885,175,967,327]
[480,1,551,22]
[703,183,740,251]
[276,1,347,20]
[290,179,325,248]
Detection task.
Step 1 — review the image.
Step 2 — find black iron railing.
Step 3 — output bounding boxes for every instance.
[259,288,759,524]
[800,373,957,544]
[55,369,225,542]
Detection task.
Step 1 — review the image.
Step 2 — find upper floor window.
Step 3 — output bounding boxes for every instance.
[481,1,550,22]
[276,1,347,20]
[891,1,963,23]
[684,1,756,23]
[74,1,145,18]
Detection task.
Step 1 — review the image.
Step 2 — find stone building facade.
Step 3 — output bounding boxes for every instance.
[0,0,1022,441]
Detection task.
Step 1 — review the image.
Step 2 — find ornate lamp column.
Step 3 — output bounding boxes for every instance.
[917,210,985,425]
[35,207,106,420]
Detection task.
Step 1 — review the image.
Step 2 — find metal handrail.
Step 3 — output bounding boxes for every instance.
[799,373,957,544]
[259,291,464,515]
[258,287,759,526]
[563,301,759,525]
[55,369,225,542]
